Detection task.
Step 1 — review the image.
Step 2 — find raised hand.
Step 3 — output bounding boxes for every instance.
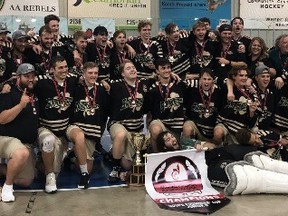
[19,88,30,108]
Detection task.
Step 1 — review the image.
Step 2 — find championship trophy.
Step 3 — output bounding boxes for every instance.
[129,132,146,186]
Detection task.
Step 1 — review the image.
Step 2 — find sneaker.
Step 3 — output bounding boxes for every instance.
[108,166,120,183]
[45,172,57,194]
[78,172,90,189]
[1,184,15,202]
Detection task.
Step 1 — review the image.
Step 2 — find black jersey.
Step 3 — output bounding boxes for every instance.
[255,87,274,130]
[128,38,163,78]
[108,79,150,132]
[147,80,185,134]
[68,51,88,76]
[232,35,251,57]
[0,85,39,143]
[185,79,221,138]
[0,47,30,82]
[189,40,218,76]
[86,42,111,81]
[70,82,109,141]
[217,86,258,134]
[109,47,130,80]
[246,56,273,78]
[272,85,288,132]
[158,38,191,78]
[25,46,70,75]
[214,41,246,82]
[35,73,77,136]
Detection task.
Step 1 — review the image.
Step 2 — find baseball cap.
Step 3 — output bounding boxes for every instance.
[12,30,30,40]
[255,64,270,76]
[218,24,232,33]
[0,22,11,34]
[16,63,35,75]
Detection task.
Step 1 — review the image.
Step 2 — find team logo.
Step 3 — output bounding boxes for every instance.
[0,0,5,10]
[152,156,203,196]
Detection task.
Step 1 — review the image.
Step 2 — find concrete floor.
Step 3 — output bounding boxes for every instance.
[1,186,288,216]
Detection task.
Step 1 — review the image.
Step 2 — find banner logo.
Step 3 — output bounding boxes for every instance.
[152,156,203,195]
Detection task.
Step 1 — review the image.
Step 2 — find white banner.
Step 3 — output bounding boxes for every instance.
[145,150,230,214]
[240,1,288,29]
[0,0,59,16]
[68,0,151,19]
[68,18,115,38]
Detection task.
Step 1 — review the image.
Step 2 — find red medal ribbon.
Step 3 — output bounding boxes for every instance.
[96,45,107,63]
[158,81,173,102]
[199,86,212,111]
[52,79,67,106]
[195,40,207,60]
[84,84,97,109]
[221,42,231,59]
[124,80,139,103]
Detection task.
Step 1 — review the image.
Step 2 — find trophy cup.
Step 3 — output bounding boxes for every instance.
[129,132,146,186]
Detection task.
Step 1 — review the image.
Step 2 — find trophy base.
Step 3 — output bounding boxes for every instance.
[129,164,145,186]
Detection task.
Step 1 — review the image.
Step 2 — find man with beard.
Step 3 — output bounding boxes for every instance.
[26,25,66,74]
[0,63,39,202]
[269,34,288,90]
[0,30,30,83]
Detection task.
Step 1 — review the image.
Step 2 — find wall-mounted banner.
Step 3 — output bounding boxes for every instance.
[68,0,151,19]
[240,1,288,29]
[146,150,230,214]
[68,18,115,38]
[159,0,231,30]
[0,0,59,16]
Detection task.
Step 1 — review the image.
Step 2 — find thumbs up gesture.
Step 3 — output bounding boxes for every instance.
[19,88,30,108]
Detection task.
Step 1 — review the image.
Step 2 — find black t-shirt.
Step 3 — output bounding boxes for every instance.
[0,85,39,143]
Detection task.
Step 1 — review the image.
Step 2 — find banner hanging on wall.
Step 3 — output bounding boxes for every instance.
[67,18,115,38]
[159,0,231,30]
[0,0,59,16]
[240,1,288,29]
[68,0,151,19]
[145,150,230,214]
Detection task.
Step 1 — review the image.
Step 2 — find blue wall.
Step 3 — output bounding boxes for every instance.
[159,0,231,30]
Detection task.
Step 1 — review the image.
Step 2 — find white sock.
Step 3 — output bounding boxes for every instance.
[3,183,13,191]
[80,164,88,174]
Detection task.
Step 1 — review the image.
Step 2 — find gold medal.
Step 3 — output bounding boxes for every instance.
[90,108,95,115]
[33,107,37,115]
